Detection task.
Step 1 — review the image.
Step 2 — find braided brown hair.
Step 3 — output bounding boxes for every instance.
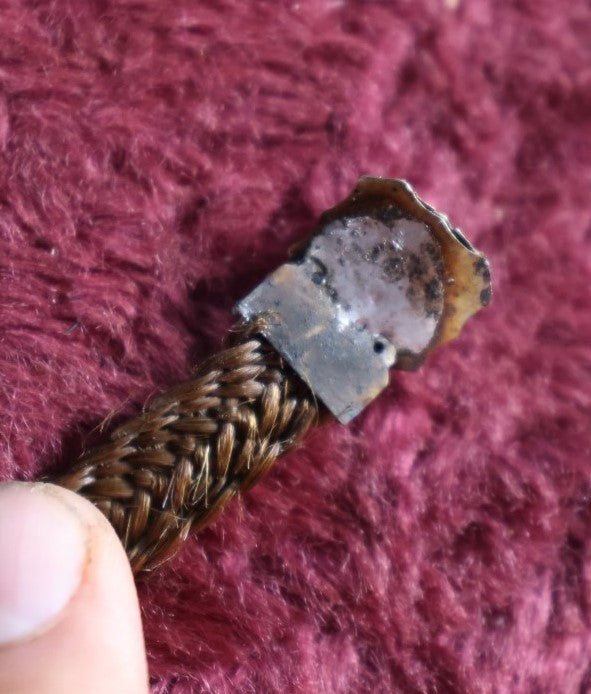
[55,323,318,573]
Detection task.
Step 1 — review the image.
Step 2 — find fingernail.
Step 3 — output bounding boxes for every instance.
[0,483,87,645]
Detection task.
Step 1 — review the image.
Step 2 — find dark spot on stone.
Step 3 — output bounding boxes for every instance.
[382,255,404,281]
[424,277,444,318]
[407,253,427,280]
[362,242,387,263]
[421,241,440,264]
[325,285,338,302]
[369,244,382,262]
[425,278,443,302]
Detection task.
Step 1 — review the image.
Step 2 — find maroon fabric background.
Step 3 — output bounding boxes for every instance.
[1,1,590,691]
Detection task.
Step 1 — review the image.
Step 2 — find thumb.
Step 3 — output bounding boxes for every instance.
[0,482,148,694]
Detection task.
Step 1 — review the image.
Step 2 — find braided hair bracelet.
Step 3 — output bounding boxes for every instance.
[50,177,491,574]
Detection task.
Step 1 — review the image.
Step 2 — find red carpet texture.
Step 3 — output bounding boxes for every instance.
[1,1,590,692]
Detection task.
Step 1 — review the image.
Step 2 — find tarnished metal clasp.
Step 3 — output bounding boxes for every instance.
[237,177,491,423]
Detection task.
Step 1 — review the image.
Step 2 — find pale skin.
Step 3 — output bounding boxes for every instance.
[0,483,149,694]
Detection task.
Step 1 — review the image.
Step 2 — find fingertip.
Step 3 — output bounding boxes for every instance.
[0,482,148,694]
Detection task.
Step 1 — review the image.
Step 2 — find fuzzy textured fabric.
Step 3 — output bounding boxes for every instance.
[1,0,590,692]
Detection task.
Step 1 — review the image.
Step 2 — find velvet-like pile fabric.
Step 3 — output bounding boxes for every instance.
[0,1,590,691]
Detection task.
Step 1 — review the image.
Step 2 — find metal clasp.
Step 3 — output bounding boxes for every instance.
[238,177,491,423]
